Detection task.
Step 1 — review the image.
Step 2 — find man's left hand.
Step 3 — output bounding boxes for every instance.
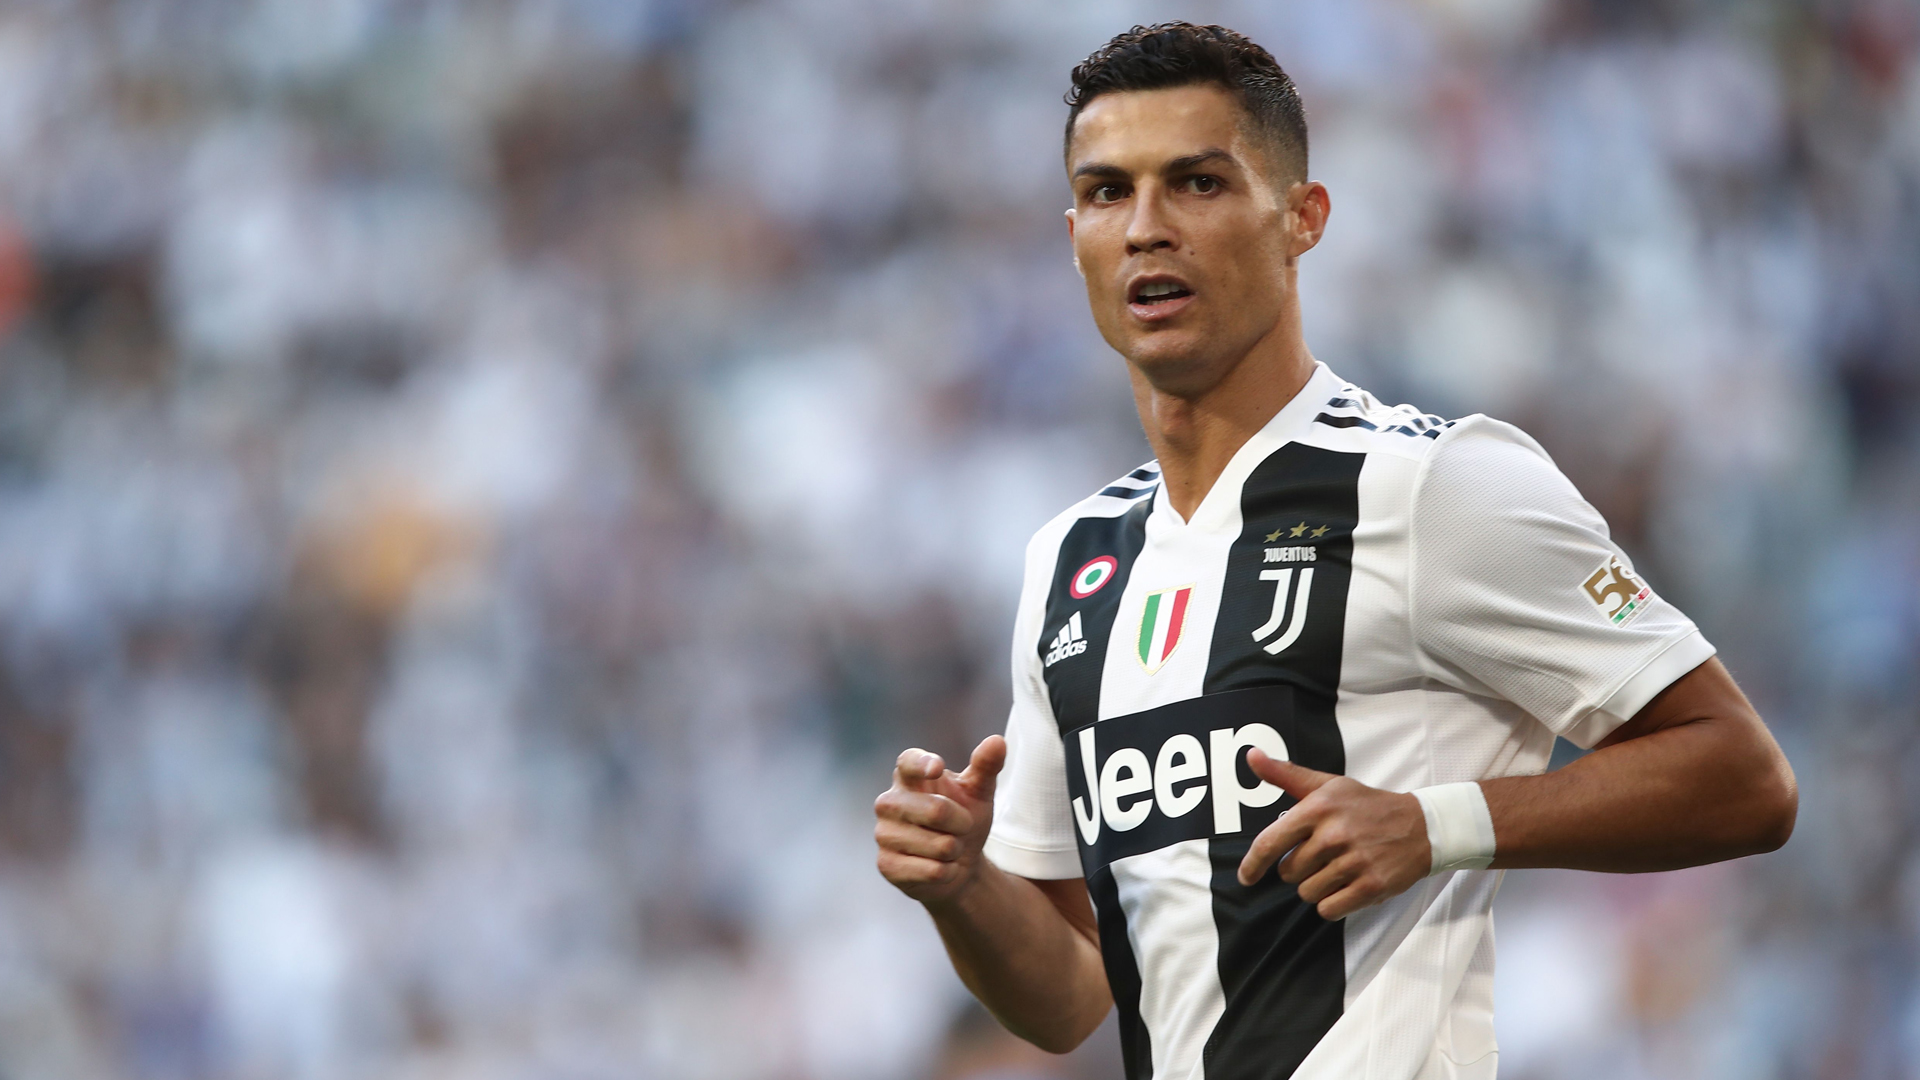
[1236,749,1431,921]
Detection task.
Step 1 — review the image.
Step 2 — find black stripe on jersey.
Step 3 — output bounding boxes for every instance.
[1325,397,1441,428]
[1314,411,1444,439]
[1313,412,1375,430]
[1038,498,1152,736]
[1128,466,1161,482]
[1088,867,1153,1080]
[1038,497,1154,1075]
[1097,483,1159,500]
[1201,442,1362,1080]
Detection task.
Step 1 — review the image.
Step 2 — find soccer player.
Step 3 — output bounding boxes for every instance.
[873,23,1797,1080]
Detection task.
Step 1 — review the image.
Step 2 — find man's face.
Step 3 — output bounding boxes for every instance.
[1066,84,1321,397]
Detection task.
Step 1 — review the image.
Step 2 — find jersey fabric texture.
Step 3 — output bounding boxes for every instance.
[982,364,1714,1080]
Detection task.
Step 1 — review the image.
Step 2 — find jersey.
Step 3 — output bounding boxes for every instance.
[982,363,1715,1080]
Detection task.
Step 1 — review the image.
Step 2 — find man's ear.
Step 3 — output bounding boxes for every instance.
[1288,181,1330,257]
[1066,208,1083,277]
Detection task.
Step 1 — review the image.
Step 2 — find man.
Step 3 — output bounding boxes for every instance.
[874,23,1796,1080]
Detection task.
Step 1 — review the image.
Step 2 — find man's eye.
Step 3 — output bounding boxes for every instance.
[1186,175,1220,194]
[1090,184,1122,203]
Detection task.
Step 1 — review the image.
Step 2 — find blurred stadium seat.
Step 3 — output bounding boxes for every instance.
[0,1,1914,1078]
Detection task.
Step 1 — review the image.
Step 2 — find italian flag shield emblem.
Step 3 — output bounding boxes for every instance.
[1136,586,1194,674]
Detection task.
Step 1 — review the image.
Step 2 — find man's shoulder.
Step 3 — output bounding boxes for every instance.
[1297,382,1463,463]
[1302,377,1559,481]
[1416,413,1565,496]
[1021,459,1160,557]
[1083,460,1162,505]
[1408,412,1605,555]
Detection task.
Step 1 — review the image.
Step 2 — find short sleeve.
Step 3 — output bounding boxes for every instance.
[982,529,1083,880]
[1410,417,1716,748]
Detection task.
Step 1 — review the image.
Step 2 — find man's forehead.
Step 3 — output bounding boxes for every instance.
[1068,84,1250,172]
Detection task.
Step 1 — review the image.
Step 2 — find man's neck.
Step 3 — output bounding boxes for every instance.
[1130,332,1316,522]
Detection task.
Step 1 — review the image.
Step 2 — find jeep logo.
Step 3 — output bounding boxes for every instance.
[1061,684,1338,875]
[1070,722,1289,844]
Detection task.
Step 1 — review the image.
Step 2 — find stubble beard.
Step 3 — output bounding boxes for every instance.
[1123,323,1265,403]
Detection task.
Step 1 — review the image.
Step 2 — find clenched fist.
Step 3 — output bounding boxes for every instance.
[874,736,1007,904]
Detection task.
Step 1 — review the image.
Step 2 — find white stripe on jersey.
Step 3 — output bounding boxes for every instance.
[1097,504,1238,1076]
[1113,840,1224,1080]
[1295,872,1502,1079]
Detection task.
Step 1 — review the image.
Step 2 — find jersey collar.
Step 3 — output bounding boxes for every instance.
[1150,361,1343,533]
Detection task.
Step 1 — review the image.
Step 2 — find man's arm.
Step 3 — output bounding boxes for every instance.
[1235,657,1798,920]
[1480,656,1795,869]
[874,737,1112,1051]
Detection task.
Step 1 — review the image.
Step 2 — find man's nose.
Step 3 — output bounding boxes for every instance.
[1125,186,1178,254]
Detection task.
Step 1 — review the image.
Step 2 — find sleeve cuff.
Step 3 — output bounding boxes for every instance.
[982,835,1083,880]
[1563,629,1717,749]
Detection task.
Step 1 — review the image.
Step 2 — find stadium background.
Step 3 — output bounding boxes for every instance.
[0,0,1915,1077]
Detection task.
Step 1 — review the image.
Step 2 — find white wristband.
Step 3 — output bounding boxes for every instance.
[1411,782,1496,874]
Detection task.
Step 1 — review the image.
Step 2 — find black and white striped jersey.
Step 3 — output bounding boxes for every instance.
[983,363,1713,1080]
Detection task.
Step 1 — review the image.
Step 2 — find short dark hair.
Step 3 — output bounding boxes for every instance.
[1064,23,1308,183]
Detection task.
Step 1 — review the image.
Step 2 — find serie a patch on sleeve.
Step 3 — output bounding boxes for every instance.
[1582,556,1653,627]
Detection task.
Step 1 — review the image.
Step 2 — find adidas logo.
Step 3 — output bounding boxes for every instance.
[1044,611,1088,668]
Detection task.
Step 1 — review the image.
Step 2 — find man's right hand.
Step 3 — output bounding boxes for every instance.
[874,735,1007,904]
[873,734,1111,1052]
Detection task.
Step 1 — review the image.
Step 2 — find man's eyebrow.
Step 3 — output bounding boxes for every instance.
[1071,148,1239,182]
[1071,161,1127,182]
[1165,148,1236,173]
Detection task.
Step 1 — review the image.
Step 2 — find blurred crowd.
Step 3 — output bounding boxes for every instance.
[0,0,1915,1077]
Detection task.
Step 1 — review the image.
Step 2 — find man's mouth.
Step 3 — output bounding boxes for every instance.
[1128,276,1196,320]
[1132,280,1193,304]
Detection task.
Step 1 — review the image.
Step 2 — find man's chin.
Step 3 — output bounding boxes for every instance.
[1123,338,1230,397]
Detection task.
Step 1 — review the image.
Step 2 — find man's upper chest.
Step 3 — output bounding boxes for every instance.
[1033,441,1422,739]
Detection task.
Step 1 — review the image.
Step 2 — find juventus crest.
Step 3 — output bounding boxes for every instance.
[1253,566,1313,655]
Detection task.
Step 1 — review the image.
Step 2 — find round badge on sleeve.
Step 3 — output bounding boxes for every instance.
[1070,556,1118,598]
